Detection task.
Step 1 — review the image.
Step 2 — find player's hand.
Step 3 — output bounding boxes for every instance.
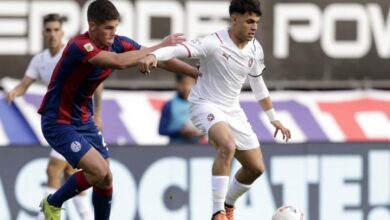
[5,91,17,104]
[160,33,186,47]
[271,120,291,142]
[138,54,158,75]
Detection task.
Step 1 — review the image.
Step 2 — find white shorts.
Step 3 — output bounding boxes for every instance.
[49,149,66,161]
[189,102,260,151]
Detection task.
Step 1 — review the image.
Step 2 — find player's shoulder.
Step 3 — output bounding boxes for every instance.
[187,29,225,50]
[66,32,99,55]
[250,38,264,57]
[71,32,95,48]
[206,29,228,45]
[30,49,49,63]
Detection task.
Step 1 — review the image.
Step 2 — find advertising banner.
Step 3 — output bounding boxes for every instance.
[0,144,389,220]
[1,78,390,145]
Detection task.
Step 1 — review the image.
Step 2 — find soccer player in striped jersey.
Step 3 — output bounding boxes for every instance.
[139,0,291,219]
[37,1,198,220]
[6,13,94,220]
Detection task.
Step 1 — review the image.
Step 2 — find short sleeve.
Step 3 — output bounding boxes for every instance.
[25,54,40,80]
[181,34,220,58]
[114,36,141,52]
[70,38,102,63]
[249,40,266,77]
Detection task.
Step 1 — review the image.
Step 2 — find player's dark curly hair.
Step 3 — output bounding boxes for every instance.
[229,0,262,16]
[87,0,120,24]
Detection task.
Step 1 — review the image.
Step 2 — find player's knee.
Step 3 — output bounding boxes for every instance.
[88,166,109,185]
[217,140,236,160]
[64,165,75,179]
[102,170,113,188]
[95,169,113,188]
[248,165,265,178]
[46,164,62,178]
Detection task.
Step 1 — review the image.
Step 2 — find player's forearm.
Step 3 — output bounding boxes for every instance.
[93,83,103,115]
[259,97,278,122]
[11,77,34,97]
[158,59,199,79]
[116,49,156,69]
[116,43,179,68]
[152,45,188,61]
[259,97,273,111]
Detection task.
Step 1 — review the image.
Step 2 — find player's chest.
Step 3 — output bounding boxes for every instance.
[37,58,58,79]
[215,46,256,76]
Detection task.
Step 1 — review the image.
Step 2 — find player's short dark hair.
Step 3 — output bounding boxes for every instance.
[87,0,120,24]
[229,0,262,16]
[43,13,64,26]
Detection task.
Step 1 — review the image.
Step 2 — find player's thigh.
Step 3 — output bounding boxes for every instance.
[208,121,236,149]
[47,154,68,174]
[77,147,109,177]
[228,110,259,151]
[234,147,265,173]
[189,102,227,136]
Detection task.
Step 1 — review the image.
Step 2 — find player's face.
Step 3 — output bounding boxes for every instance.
[231,12,260,42]
[43,21,63,49]
[177,76,195,100]
[93,20,119,47]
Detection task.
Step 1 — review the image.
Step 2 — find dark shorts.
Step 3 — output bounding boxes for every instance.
[41,117,109,168]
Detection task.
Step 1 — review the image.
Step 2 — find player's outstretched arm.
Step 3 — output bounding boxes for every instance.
[138,45,190,74]
[6,76,35,104]
[89,33,186,70]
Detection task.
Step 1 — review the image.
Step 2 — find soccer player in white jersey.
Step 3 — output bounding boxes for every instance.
[139,0,291,219]
[6,14,95,220]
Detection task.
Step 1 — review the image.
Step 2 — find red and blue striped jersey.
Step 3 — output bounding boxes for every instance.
[38,32,141,125]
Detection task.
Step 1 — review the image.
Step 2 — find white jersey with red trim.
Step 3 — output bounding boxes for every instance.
[25,47,64,86]
[183,28,266,111]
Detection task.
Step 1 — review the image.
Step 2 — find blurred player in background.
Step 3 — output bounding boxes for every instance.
[159,73,203,144]
[6,13,95,220]
[37,1,198,220]
[139,0,291,219]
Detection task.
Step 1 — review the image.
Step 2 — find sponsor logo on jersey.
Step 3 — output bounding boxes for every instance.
[70,141,82,152]
[83,43,94,52]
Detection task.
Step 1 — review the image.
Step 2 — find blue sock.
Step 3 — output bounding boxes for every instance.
[48,171,91,207]
[92,186,113,220]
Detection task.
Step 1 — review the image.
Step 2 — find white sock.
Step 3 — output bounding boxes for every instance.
[72,193,94,220]
[225,177,252,207]
[212,176,229,214]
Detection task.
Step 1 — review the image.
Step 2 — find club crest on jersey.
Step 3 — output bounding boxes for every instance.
[83,43,94,52]
[248,58,254,67]
[207,113,215,122]
[70,141,82,152]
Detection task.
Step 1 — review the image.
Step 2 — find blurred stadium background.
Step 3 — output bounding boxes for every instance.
[0,0,389,220]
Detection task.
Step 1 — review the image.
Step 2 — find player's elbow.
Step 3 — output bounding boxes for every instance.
[111,54,134,70]
[112,58,128,70]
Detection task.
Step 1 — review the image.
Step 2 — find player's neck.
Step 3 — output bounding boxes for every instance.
[49,44,63,57]
[228,30,248,49]
[88,32,106,49]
